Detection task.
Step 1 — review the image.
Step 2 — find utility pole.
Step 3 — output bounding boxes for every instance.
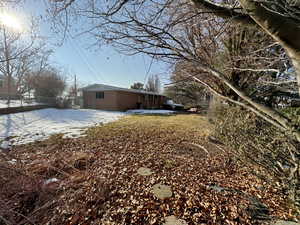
[74,74,77,104]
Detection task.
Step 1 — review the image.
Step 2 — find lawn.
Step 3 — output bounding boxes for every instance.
[0,114,293,224]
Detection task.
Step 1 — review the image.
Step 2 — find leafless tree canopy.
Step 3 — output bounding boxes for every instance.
[48,0,219,60]
[130,82,145,90]
[31,67,66,99]
[146,75,160,93]
[47,0,300,59]
[0,0,23,7]
[0,13,53,103]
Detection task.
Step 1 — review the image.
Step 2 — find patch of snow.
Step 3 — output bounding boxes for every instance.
[0,140,11,150]
[7,159,17,164]
[0,100,43,109]
[44,178,60,185]
[0,108,125,146]
[127,109,175,115]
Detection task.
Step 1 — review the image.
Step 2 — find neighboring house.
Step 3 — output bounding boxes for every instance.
[0,75,18,97]
[81,84,167,111]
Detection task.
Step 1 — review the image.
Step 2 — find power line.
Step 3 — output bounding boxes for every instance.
[61,27,105,83]
[66,35,105,83]
[71,37,106,83]
[143,55,155,88]
[42,0,106,84]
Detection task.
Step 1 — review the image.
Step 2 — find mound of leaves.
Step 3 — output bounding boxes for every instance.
[0,115,295,224]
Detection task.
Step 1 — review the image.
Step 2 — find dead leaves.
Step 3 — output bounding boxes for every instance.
[1,115,295,224]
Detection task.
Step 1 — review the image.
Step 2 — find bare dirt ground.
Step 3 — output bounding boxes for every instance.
[0,114,295,225]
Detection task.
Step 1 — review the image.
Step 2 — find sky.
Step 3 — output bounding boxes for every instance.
[10,0,170,89]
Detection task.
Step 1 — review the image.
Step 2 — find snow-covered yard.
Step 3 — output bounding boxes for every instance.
[0,99,42,108]
[0,108,125,147]
[0,108,176,148]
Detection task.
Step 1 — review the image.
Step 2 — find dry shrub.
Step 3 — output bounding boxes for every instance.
[0,148,98,225]
[29,151,95,178]
[30,159,71,177]
[69,152,95,170]
[47,172,112,225]
[213,105,300,212]
[0,160,58,225]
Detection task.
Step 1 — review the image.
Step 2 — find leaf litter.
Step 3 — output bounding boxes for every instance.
[0,114,296,224]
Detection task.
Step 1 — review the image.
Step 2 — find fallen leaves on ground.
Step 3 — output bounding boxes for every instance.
[0,114,295,224]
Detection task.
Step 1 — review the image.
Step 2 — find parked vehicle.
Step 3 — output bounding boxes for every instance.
[163,100,184,110]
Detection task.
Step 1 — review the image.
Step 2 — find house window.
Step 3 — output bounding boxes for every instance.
[96,92,104,99]
[0,79,3,88]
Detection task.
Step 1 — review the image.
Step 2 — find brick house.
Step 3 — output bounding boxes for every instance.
[0,75,18,97]
[81,84,167,111]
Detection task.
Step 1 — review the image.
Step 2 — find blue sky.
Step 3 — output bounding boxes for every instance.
[19,0,170,89]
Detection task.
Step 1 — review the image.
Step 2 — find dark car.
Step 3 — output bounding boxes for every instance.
[163,100,184,110]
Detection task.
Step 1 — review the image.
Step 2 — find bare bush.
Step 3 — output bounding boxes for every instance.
[214,106,300,212]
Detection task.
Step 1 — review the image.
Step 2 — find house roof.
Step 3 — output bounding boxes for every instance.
[81,83,166,96]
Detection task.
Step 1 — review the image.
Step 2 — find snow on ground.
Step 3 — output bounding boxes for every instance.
[0,108,125,146]
[127,109,175,115]
[0,100,42,108]
[0,108,176,147]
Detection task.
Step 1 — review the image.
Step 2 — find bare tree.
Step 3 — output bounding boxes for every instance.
[146,75,160,93]
[18,47,53,97]
[31,67,66,101]
[0,15,45,104]
[0,0,23,7]
[218,24,298,106]
[165,61,210,107]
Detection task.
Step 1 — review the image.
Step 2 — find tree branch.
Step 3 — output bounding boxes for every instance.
[191,0,255,25]
[191,60,300,141]
[181,70,286,130]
